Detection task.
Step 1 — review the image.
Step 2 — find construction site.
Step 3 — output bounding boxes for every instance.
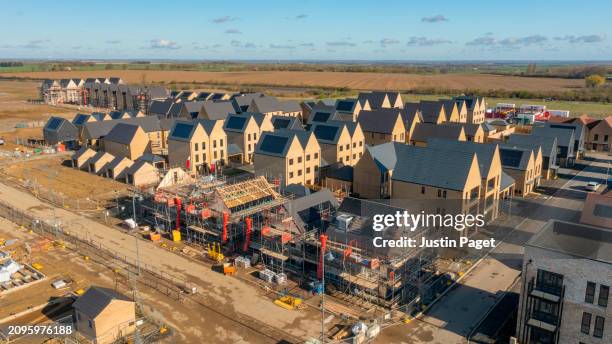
[127,168,477,318]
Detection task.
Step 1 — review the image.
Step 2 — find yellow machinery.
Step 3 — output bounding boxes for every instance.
[207,242,224,262]
[274,296,304,310]
[32,263,44,270]
[171,230,181,242]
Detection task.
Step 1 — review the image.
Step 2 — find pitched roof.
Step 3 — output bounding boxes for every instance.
[357,92,389,109]
[439,100,458,121]
[506,134,557,158]
[427,138,499,177]
[104,123,141,145]
[357,108,402,134]
[392,145,479,190]
[272,115,303,130]
[82,116,166,140]
[498,146,532,170]
[201,100,236,120]
[73,286,132,318]
[148,99,174,117]
[413,101,446,123]
[531,126,574,148]
[168,120,199,142]
[255,129,312,158]
[500,171,515,191]
[310,122,345,144]
[400,105,422,126]
[365,142,403,172]
[224,114,250,132]
[411,122,465,143]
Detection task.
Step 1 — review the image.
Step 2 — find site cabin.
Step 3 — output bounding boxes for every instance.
[498,146,541,197]
[353,142,401,199]
[125,160,159,187]
[254,130,321,187]
[102,123,151,161]
[410,122,466,147]
[506,134,558,179]
[72,147,97,170]
[73,287,136,344]
[87,151,116,175]
[43,116,79,148]
[104,156,133,180]
[400,106,422,144]
[586,116,611,152]
[391,146,482,213]
[357,109,406,146]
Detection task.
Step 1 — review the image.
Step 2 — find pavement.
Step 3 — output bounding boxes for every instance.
[375,153,611,344]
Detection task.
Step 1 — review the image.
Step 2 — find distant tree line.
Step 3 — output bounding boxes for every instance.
[0,62,24,67]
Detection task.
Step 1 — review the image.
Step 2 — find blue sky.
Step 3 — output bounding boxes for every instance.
[0,0,610,60]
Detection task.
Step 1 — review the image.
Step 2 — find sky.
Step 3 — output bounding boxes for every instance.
[0,0,611,61]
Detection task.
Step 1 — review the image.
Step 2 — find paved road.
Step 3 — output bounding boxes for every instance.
[376,154,611,344]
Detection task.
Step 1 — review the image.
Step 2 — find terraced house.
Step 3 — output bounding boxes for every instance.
[254,129,320,187]
[357,108,406,145]
[309,121,364,166]
[357,91,403,109]
[167,119,228,173]
[102,123,151,161]
[224,113,273,164]
[586,116,611,152]
[498,145,542,197]
[507,134,559,179]
[452,96,486,124]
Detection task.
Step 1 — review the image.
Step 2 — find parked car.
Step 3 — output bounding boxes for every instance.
[585,181,600,192]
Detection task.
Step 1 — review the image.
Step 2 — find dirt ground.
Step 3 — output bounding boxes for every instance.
[0,80,75,132]
[0,70,587,92]
[1,155,129,202]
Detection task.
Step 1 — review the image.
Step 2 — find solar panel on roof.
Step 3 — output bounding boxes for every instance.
[336,100,354,112]
[500,149,524,168]
[226,116,247,130]
[260,135,289,154]
[73,114,89,125]
[594,204,612,218]
[171,122,194,139]
[46,118,63,130]
[273,118,291,129]
[313,125,339,142]
[211,94,224,100]
[312,112,331,122]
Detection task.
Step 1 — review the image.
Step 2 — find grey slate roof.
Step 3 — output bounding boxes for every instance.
[326,164,353,181]
[427,138,499,177]
[201,100,236,120]
[73,286,131,318]
[411,122,465,143]
[365,142,403,172]
[104,123,140,145]
[82,116,166,140]
[392,145,478,190]
[507,134,557,159]
[439,100,458,121]
[531,126,574,148]
[498,146,532,170]
[255,129,312,158]
[43,117,79,144]
[137,153,165,164]
[500,171,515,191]
[183,101,206,117]
[231,93,264,112]
[413,101,446,123]
[148,99,174,117]
[227,143,243,156]
[286,189,339,232]
[272,115,303,130]
[310,122,344,144]
[357,92,389,109]
[357,108,402,134]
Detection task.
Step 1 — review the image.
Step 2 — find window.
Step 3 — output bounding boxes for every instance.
[581,312,591,334]
[314,165,319,171]
[289,158,294,165]
[289,172,294,178]
[298,157,302,163]
[359,152,362,158]
[88,320,93,329]
[443,190,447,198]
[248,144,251,151]
[306,167,310,173]
[345,144,349,150]
[220,139,224,147]
[298,169,302,176]
[359,141,363,147]
[353,154,356,160]
[220,149,224,157]
[248,133,251,141]
[195,154,199,163]
[599,285,609,307]
[314,153,319,159]
[605,135,609,142]
[437,189,442,197]
[214,151,217,159]
[421,186,425,194]
[339,145,343,152]
[594,134,599,141]
[203,153,206,161]
[353,142,356,148]
[253,133,257,141]
[339,157,343,163]
[195,143,199,151]
[536,270,564,296]
[593,316,605,338]
[213,140,217,148]
[586,282,596,303]
[202,142,206,149]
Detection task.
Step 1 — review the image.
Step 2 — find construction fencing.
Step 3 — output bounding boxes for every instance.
[0,199,191,301]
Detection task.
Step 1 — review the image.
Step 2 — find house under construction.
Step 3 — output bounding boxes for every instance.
[135,169,465,311]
